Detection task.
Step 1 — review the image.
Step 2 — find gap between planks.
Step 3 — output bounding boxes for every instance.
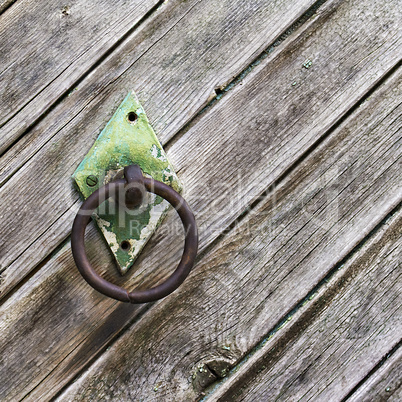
[193,60,401,265]
[54,67,402,400]
[0,0,321,165]
[0,0,329,297]
[0,0,402,398]
[204,205,402,401]
[0,0,165,152]
[200,202,402,400]
[345,341,402,401]
[0,0,17,15]
[165,0,328,151]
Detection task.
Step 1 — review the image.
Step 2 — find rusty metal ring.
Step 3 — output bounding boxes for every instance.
[71,169,198,303]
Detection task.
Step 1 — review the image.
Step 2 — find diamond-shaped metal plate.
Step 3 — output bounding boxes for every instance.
[73,92,181,275]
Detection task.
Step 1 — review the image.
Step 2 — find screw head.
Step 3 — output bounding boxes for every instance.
[86,175,98,187]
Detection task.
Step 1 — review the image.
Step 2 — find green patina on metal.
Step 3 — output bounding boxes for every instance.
[73,92,182,275]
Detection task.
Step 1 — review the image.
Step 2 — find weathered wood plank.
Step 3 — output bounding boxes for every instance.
[0,0,321,294]
[0,0,322,293]
[54,68,402,401]
[347,345,402,402]
[0,0,16,14]
[0,0,161,152]
[2,53,401,401]
[206,209,401,401]
[0,1,328,397]
[0,0,319,157]
[1,0,400,300]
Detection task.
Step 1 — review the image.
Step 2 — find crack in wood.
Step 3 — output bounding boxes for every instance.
[201,203,402,399]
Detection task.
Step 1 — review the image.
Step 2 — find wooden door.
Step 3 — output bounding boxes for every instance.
[0,0,401,400]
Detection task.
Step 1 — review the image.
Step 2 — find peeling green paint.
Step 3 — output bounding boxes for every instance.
[73,92,182,275]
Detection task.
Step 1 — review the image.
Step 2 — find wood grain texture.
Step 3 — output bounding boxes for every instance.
[0,0,328,399]
[0,0,16,14]
[0,0,161,153]
[0,0,321,297]
[1,0,400,300]
[0,0,318,159]
[0,0,322,295]
[57,68,401,400]
[207,208,401,401]
[347,346,402,402]
[0,0,400,399]
[10,59,402,400]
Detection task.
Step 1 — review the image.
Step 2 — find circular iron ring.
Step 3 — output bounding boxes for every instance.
[71,177,198,303]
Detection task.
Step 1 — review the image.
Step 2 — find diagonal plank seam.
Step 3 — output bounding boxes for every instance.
[0,0,16,15]
[49,65,401,400]
[195,61,401,265]
[164,0,329,151]
[201,202,402,400]
[99,0,204,98]
[0,0,328,177]
[0,197,80,277]
[342,340,402,401]
[0,198,79,309]
[241,142,401,300]
[27,301,157,401]
[0,0,167,155]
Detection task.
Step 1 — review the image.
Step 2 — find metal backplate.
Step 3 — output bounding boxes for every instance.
[73,92,182,275]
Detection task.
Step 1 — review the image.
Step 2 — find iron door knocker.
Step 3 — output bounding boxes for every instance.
[71,92,198,303]
[71,165,198,303]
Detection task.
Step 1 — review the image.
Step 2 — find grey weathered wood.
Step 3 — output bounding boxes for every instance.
[2,55,401,401]
[347,346,402,402]
[0,0,320,294]
[0,0,161,152]
[206,209,402,401]
[0,0,319,291]
[0,0,330,397]
[54,68,402,401]
[1,0,400,301]
[0,0,318,157]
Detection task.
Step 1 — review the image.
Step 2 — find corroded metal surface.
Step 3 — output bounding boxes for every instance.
[73,92,181,274]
